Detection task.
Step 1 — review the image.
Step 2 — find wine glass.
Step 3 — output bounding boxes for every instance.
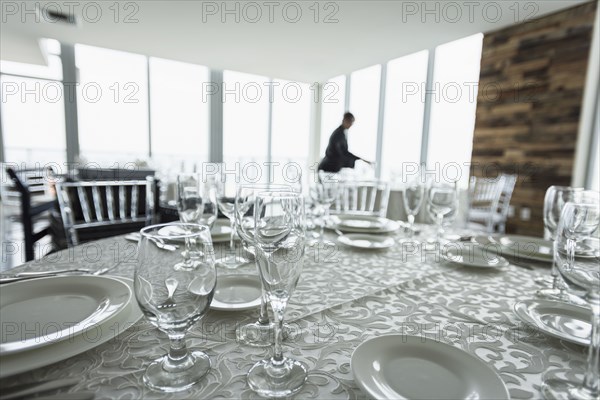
[541,202,600,400]
[234,183,293,347]
[247,191,308,397]
[312,172,339,244]
[177,173,218,229]
[426,182,458,244]
[215,168,247,268]
[401,178,425,241]
[536,186,586,303]
[134,223,217,392]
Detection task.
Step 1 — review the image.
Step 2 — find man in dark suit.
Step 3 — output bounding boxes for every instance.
[318,112,370,172]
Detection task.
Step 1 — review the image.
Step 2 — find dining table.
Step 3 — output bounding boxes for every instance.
[0,222,590,399]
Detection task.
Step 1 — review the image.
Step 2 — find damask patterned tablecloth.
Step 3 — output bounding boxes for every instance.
[0,227,589,399]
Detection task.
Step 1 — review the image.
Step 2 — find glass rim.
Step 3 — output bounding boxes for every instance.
[140,222,210,240]
[255,190,302,199]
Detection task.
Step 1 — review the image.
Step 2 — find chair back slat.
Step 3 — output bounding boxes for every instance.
[119,185,126,220]
[77,186,92,223]
[131,185,139,218]
[106,186,115,221]
[91,186,103,222]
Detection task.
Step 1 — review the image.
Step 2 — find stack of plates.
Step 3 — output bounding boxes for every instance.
[0,275,142,378]
[329,215,400,234]
[474,235,553,263]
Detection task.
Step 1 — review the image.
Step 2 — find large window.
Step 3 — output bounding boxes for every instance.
[348,65,381,166]
[0,39,66,165]
[270,79,311,184]
[427,34,483,187]
[75,44,149,166]
[222,70,270,180]
[319,75,346,157]
[381,51,429,181]
[149,57,210,172]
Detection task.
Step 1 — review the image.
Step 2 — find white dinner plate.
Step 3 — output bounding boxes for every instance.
[330,215,400,234]
[338,234,395,250]
[513,299,591,346]
[442,245,509,269]
[0,276,131,355]
[475,235,553,263]
[351,335,509,400]
[210,274,262,311]
[0,277,142,378]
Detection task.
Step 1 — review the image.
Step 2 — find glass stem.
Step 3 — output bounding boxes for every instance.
[582,294,600,396]
[271,303,286,365]
[319,206,325,241]
[255,252,270,325]
[436,213,444,242]
[408,214,415,239]
[229,218,235,252]
[164,333,191,371]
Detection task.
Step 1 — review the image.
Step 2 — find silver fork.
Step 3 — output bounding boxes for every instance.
[0,262,125,284]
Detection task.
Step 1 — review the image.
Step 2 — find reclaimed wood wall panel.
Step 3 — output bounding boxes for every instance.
[471,1,596,236]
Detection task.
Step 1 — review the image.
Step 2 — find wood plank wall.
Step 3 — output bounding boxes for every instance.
[471,1,597,236]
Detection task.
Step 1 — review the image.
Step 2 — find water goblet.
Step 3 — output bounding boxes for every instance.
[134,223,217,392]
[426,182,458,244]
[541,202,600,400]
[247,191,308,397]
[401,178,424,242]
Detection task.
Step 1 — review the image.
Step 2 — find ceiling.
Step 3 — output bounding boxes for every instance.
[0,0,588,82]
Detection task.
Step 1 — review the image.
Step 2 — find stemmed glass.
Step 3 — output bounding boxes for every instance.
[401,178,424,242]
[536,186,587,304]
[234,183,293,347]
[426,182,458,244]
[215,169,247,268]
[312,173,339,244]
[541,202,600,400]
[247,191,308,397]
[134,223,217,392]
[177,173,218,229]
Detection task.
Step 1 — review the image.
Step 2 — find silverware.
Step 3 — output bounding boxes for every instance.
[125,233,177,251]
[0,261,125,284]
[15,268,91,277]
[0,378,79,400]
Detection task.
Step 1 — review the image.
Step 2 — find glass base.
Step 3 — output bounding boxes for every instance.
[143,350,210,393]
[535,276,554,287]
[542,378,598,400]
[247,357,308,397]
[216,255,249,269]
[536,288,588,307]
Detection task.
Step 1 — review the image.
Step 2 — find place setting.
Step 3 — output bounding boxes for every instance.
[0,274,142,378]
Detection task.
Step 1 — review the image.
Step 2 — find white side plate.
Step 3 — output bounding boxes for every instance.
[338,234,395,250]
[351,335,509,400]
[0,276,131,355]
[475,235,553,262]
[513,299,591,346]
[442,245,509,269]
[0,277,142,378]
[210,274,262,311]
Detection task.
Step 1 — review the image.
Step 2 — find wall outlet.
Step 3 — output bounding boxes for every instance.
[520,207,531,221]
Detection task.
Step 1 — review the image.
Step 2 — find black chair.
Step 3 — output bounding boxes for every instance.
[5,167,56,262]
